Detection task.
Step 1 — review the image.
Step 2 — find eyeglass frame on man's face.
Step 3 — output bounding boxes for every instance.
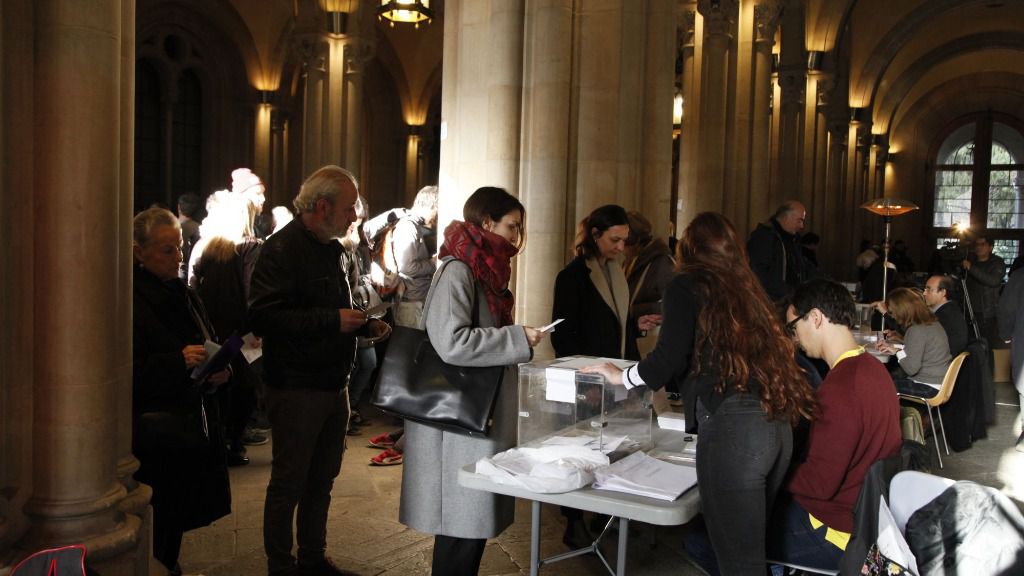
[785,311,809,336]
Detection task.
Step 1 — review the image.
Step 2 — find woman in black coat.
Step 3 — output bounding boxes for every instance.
[132,207,232,575]
[551,204,639,362]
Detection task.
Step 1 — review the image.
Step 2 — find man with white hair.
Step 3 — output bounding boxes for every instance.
[747,200,815,301]
[390,185,439,328]
[250,166,389,576]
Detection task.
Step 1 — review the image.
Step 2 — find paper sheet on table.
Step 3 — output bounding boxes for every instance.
[593,451,697,501]
[241,332,263,364]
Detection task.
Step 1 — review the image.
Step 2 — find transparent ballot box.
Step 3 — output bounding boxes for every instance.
[517,356,653,459]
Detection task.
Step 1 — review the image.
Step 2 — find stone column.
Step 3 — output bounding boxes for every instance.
[694,0,737,213]
[776,0,806,203]
[254,99,273,181]
[300,36,326,178]
[343,37,374,178]
[26,0,141,571]
[115,0,151,548]
[749,1,780,229]
[676,6,700,229]
[639,0,675,237]
[516,0,573,357]
[0,0,36,555]
[823,122,849,278]
[271,110,288,205]
[438,0,525,227]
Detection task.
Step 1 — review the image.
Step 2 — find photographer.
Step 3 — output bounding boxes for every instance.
[964,235,1006,345]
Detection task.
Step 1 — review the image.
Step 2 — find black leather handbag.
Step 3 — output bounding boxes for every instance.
[371,324,504,436]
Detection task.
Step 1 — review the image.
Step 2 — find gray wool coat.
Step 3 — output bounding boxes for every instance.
[398,257,532,539]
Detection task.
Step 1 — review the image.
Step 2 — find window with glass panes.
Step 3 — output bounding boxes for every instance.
[930,114,1024,266]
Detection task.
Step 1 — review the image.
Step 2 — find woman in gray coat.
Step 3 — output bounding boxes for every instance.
[399,187,547,575]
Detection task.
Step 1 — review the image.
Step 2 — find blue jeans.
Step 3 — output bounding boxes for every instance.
[694,394,793,576]
[348,346,377,408]
[894,377,939,399]
[767,493,844,571]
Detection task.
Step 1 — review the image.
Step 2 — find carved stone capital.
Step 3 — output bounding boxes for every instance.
[679,9,697,47]
[815,74,836,107]
[344,40,375,75]
[294,33,328,74]
[778,69,806,106]
[754,2,781,44]
[697,0,738,37]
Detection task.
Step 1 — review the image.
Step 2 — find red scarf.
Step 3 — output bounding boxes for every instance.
[439,220,517,327]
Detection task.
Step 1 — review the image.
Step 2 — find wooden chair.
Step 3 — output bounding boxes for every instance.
[897,351,969,468]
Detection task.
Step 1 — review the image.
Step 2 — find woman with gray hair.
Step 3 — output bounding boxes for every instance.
[132,206,232,575]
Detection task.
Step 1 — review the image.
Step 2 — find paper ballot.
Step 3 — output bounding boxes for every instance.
[544,357,636,403]
[592,451,697,501]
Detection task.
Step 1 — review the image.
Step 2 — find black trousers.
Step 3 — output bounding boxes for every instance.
[431,535,486,576]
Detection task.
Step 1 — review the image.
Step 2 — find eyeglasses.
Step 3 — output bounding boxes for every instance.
[785,311,808,336]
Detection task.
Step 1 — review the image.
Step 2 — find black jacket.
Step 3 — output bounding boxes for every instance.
[551,256,639,361]
[747,219,815,301]
[132,265,231,531]
[249,218,360,391]
[934,300,968,357]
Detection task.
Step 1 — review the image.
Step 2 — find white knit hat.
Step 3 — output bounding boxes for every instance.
[231,168,263,194]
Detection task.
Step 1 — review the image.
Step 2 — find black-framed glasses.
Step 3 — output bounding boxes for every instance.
[785,311,808,336]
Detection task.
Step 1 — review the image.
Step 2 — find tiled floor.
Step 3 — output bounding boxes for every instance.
[176,380,1024,576]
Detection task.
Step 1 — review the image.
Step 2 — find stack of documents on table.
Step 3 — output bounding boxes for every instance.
[592,451,697,501]
[541,433,639,455]
[475,444,610,493]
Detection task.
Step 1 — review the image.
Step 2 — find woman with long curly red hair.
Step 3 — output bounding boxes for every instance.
[585,212,817,575]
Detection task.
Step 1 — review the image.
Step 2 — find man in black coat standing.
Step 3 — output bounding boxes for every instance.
[747,200,816,302]
[250,165,389,576]
[924,274,969,357]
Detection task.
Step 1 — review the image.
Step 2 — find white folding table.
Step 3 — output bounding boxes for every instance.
[458,431,701,576]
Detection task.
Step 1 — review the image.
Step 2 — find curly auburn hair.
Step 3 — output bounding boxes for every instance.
[678,212,817,425]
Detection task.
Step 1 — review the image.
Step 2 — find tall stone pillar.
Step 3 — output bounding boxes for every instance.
[516,0,573,357]
[694,0,737,213]
[776,0,806,203]
[271,110,288,204]
[639,0,675,238]
[0,0,36,556]
[438,0,525,226]
[115,0,151,544]
[343,37,374,178]
[300,36,326,178]
[823,122,849,279]
[749,1,780,229]
[26,0,141,572]
[676,6,700,230]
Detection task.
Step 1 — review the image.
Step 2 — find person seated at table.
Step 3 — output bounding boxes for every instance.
[875,287,952,397]
[924,274,969,357]
[767,279,903,571]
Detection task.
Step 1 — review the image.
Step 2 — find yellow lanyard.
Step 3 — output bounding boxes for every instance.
[830,347,865,369]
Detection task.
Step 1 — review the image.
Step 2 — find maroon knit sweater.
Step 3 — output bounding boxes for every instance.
[787,352,903,532]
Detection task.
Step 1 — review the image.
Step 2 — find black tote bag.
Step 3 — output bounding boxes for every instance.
[371,324,504,436]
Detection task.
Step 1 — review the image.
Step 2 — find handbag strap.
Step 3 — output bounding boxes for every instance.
[419,256,482,330]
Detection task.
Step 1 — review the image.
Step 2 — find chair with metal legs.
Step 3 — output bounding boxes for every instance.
[897,351,969,468]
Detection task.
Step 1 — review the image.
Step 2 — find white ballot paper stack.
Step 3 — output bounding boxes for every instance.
[592,451,697,501]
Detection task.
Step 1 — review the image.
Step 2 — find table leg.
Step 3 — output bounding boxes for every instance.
[531,500,541,576]
[616,517,628,575]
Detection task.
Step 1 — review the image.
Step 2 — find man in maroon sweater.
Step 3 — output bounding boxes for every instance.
[769,279,903,570]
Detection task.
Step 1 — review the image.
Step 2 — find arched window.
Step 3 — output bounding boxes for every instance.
[930,114,1024,266]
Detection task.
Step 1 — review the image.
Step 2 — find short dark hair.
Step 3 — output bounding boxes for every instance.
[177,192,204,219]
[936,275,956,296]
[790,279,857,329]
[773,200,801,220]
[463,186,526,249]
[575,204,629,258]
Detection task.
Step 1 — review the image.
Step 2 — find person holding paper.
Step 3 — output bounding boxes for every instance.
[768,279,902,571]
[550,203,639,546]
[399,186,547,576]
[132,207,232,575]
[250,166,390,576]
[583,212,817,576]
[552,204,639,362]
